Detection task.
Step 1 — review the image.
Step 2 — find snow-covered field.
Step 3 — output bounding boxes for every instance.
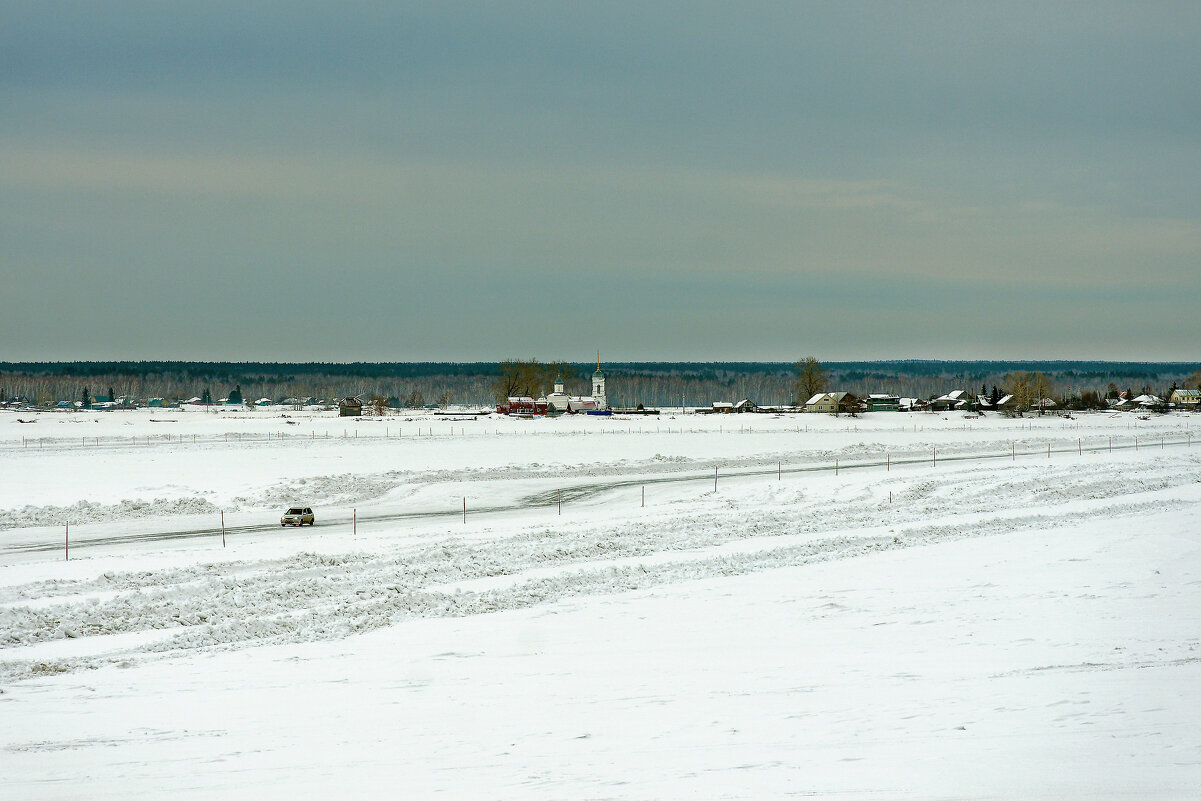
[2,407,1200,799]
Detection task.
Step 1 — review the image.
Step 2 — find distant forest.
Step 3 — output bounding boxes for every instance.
[2,360,1199,409]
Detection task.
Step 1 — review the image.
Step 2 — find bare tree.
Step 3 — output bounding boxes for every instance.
[491,359,572,402]
[1005,372,1033,413]
[792,357,828,405]
[1031,372,1054,414]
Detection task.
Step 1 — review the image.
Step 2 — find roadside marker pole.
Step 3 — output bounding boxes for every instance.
[463,497,466,524]
[65,522,69,561]
[1078,438,1082,455]
[642,486,645,507]
[1135,437,1139,451]
[353,509,357,536]
[1048,443,1051,459]
[887,453,890,471]
[221,511,226,548]
[778,461,782,480]
[933,447,936,468]
[714,467,718,492]
[835,458,839,476]
[558,489,561,515]
[1012,442,1015,461]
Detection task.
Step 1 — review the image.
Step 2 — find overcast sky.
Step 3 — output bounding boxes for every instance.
[2,2,1198,362]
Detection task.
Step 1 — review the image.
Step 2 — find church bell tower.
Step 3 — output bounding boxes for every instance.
[592,354,607,409]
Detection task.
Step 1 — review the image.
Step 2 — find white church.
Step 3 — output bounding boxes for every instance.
[545,363,607,413]
[499,361,607,415]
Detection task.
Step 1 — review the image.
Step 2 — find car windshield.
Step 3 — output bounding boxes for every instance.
[287,508,304,514]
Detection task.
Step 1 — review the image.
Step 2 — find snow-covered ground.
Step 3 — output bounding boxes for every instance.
[2,407,1199,798]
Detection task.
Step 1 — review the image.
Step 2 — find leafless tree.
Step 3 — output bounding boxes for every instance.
[792,357,828,406]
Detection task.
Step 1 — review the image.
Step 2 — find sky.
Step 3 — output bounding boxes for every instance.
[2,1,1199,362]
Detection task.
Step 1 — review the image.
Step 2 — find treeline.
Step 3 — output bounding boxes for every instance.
[1,360,1198,409]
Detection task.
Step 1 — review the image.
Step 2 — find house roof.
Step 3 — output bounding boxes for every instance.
[805,393,828,406]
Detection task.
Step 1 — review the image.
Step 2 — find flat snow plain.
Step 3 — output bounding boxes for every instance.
[2,406,1200,799]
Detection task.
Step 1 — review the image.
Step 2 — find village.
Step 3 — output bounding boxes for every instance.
[3,367,1200,418]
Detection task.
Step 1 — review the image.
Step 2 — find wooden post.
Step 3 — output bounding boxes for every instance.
[353,508,357,535]
[1047,443,1050,459]
[558,489,561,515]
[463,497,466,524]
[835,458,838,476]
[65,522,69,561]
[1078,438,1081,455]
[221,510,226,547]
[932,447,936,467]
[642,486,645,507]
[886,453,890,471]
[714,466,718,492]
[1012,442,1015,461]
[778,461,781,481]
